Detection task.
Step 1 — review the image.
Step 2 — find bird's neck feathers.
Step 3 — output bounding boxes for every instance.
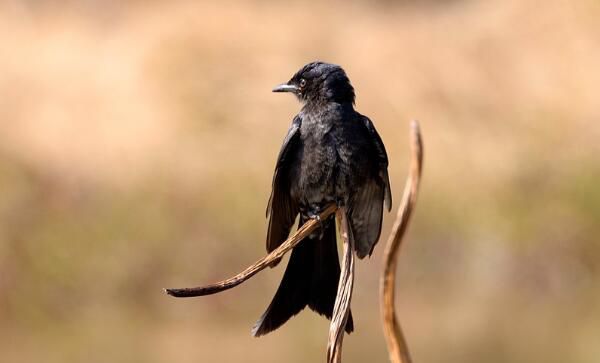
[301,99,355,118]
[302,88,355,109]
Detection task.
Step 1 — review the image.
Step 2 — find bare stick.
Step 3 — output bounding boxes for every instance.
[380,121,424,363]
[165,203,338,297]
[327,207,355,363]
[164,121,423,363]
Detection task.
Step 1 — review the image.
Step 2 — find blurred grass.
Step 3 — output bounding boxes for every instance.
[0,0,599,362]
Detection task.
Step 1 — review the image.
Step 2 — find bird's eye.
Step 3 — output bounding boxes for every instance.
[299,78,307,87]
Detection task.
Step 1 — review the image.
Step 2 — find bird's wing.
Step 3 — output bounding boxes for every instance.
[266,115,302,253]
[362,115,392,211]
[350,115,392,258]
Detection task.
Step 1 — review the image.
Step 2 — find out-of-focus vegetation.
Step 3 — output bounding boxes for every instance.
[0,1,599,362]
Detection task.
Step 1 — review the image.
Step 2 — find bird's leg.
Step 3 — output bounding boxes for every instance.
[308,207,325,240]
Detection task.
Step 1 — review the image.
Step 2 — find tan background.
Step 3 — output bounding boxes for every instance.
[0,1,599,362]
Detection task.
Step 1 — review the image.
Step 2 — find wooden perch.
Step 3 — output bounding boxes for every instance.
[327,207,355,363]
[165,203,338,297]
[380,120,424,363]
[165,121,424,363]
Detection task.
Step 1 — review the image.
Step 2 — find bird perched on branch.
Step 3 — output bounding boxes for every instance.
[252,61,392,337]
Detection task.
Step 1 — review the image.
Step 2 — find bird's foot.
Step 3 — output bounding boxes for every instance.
[308,211,325,240]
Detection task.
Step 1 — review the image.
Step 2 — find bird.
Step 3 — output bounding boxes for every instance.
[252,61,392,337]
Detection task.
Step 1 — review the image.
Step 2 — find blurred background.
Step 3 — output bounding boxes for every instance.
[1,0,599,362]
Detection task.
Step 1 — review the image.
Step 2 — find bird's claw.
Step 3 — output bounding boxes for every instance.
[309,212,325,240]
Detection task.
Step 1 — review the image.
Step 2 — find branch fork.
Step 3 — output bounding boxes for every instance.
[165,121,424,363]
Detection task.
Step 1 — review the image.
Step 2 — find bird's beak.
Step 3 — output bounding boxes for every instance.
[272,83,298,93]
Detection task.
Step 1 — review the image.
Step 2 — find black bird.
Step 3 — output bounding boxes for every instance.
[252,62,392,337]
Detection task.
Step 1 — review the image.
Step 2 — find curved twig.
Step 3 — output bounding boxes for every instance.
[165,203,338,297]
[327,207,355,363]
[380,120,424,363]
[165,121,424,363]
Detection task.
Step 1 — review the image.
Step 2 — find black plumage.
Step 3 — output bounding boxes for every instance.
[252,62,392,337]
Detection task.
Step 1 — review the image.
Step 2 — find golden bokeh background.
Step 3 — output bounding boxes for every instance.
[1,1,599,362]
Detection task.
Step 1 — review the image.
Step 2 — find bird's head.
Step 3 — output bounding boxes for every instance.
[273,62,355,105]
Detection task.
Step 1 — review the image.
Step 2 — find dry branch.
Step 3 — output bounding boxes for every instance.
[165,121,424,363]
[380,120,424,363]
[327,207,355,363]
[165,203,338,297]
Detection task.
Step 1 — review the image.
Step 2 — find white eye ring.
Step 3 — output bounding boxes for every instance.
[299,78,307,87]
